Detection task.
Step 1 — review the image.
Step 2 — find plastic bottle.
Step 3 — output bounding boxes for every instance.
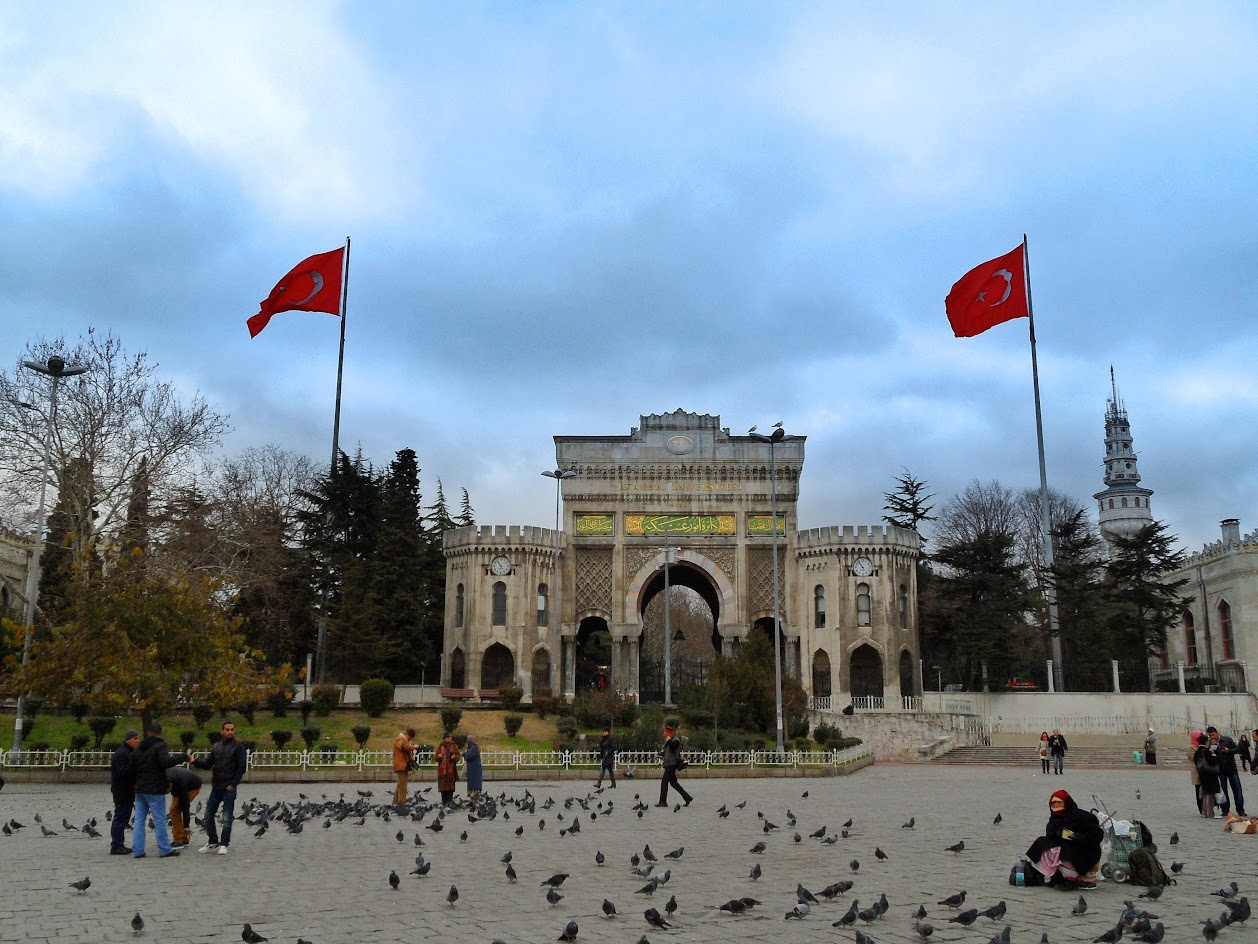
[1015,856,1026,888]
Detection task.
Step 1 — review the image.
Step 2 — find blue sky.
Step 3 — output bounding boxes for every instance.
[2,2,1255,552]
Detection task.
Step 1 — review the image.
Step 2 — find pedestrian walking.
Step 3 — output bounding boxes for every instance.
[596,728,618,788]
[191,721,248,855]
[109,729,140,855]
[464,734,483,799]
[656,724,692,807]
[1195,731,1221,819]
[1037,732,1050,774]
[1048,729,1068,775]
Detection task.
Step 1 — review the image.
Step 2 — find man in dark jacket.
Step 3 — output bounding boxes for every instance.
[191,721,248,855]
[109,729,141,855]
[167,765,203,847]
[1048,730,1068,775]
[132,722,189,858]
[656,724,692,808]
[596,729,617,788]
[1208,726,1246,816]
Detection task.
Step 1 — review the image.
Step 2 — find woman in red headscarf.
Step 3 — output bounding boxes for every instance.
[1024,790,1104,888]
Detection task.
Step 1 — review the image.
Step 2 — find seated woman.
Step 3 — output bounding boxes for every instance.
[1025,789,1105,888]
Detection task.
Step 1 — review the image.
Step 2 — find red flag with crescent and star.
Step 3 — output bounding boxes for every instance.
[945,244,1029,338]
[247,247,345,338]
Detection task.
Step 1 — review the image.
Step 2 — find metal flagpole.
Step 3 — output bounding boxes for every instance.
[316,236,351,685]
[1023,233,1065,691]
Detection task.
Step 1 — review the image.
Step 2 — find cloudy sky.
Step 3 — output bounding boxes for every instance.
[2,2,1254,553]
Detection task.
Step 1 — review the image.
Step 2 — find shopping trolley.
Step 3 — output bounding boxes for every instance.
[1091,794,1144,883]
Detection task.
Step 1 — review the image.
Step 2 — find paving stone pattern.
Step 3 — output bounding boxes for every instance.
[0,764,1251,943]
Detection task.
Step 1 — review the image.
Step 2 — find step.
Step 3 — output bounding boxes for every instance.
[932,746,1185,768]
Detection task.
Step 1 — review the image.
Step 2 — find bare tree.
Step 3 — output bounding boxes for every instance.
[933,479,1021,548]
[0,330,230,560]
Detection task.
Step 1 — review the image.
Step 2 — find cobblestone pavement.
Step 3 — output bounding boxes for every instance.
[0,764,1252,943]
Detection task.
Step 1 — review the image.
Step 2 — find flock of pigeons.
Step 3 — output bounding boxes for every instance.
[1,773,1252,942]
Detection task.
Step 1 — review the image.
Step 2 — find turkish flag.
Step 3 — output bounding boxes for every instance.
[247,247,345,338]
[945,244,1028,338]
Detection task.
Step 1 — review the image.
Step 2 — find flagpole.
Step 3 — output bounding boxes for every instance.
[1023,233,1064,691]
[316,236,351,685]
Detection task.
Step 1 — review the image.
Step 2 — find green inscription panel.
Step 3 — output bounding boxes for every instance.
[747,514,786,535]
[625,514,736,536]
[574,514,615,536]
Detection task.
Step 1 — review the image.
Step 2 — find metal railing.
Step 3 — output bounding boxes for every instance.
[0,744,874,772]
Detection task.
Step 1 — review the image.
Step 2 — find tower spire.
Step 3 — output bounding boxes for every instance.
[1093,368,1153,550]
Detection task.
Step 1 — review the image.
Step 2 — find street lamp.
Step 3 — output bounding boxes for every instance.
[12,355,89,759]
[931,665,943,692]
[541,469,576,696]
[748,424,787,755]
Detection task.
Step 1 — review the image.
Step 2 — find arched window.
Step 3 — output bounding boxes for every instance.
[449,648,466,688]
[856,583,871,627]
[1121,497,1128,508]
[1134,498,1140,507]
[1183,610,1197,665]
[814,585,826,629]
[1219,600,1234,660]
[492,581,507,626]
[1109,498,1115,509]
[455,583,465,627]
[898,584,909,629]
[537,583,548,627]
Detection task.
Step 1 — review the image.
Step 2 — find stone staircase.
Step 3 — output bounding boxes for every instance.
[932,746,1187,769]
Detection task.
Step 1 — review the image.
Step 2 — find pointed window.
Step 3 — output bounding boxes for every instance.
[492,581,507,626]
[898,584,909,629]
[1183,610,1197,665]
[537,583,548,627]
[455,583,465,627]
[814,585,826,629]
[1219,600,1234,660]
[856,583,871,627]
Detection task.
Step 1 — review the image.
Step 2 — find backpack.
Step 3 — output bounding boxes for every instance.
[1127,847,1173,887]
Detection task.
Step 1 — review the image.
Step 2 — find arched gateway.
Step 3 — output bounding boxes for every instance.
[442,410,921,704]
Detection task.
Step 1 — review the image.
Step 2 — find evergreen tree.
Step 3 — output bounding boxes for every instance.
[38,456,97,624]
[1104,521,1190,660]
[427,478,456,531]
[118,456,150,559]
[881,468,935,545]
[366,449,428,681]
[1046,509,1110,666]
[457,487,475,527]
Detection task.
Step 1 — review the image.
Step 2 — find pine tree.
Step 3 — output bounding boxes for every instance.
[118,456,150,559]
[457,487,475,527]
[881,468,935,545]
[38,456,97,624]
[1104,521,1190,660]
[1047,509,1110,666]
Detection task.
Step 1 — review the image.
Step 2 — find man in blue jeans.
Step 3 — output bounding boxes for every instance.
[1208,726,1246,816]
[131,722,189,858]
[192,721,248,855]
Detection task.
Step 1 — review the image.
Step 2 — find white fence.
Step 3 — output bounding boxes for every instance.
[1,744,873,773]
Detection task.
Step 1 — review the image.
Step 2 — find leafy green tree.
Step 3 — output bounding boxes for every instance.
[1104,521,1190,660]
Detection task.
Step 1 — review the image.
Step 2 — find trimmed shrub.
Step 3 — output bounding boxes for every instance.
[299,726,321,749]
[318,742,338,757]
[504,714,524,737]
[238,699,259,725]
[498,683,524,710]
[179,731,196,750]
[311,684,341,716]
[359,678,395,717]
[207,731,223,747]
[572,689,639,728]
[88,717,117,749]
[271,729,294,750]
[556,716,578,740]
[28,741,51,752]
[439,707,463,732]
[69,733,90,751]
[788,715,810,741]
[452,733,468,749]
[351,725,372,749]
[69,700,89,724]
[620,702,639,727]
[298,700,315,724]
[191,703,213,729]
[20,719,36,741]
[532,691,555,719]
[266,689,291,717]
[25,697,44,719]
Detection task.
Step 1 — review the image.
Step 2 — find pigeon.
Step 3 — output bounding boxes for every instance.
[1211,882,1238,900]
[850,859,860,872]
[602,899,618,918]
[558,919,578,942]
[643,844,658,862]
[40,825,58,837]
[1092,923,1124,944]
[1073,896,1089,915]
[843,818,853,827]
[665,847,684,859]
[875,847,888,861]
[750,841,767,854]
[1,823,9,836]
[802,790,808,797]
[1168,832,1178,845]
[242,925,268,944]
[503,862,517,882]
[902,817,915,829]
[948,909,979,927]
[855,931,875,944]
[914,905,928,919]
[939,892,967,908]
[595,850,605,866]
[993,813,1003,825]
[834,903,860,927]
[797,883,819,904]
[541,873,570,888]
[83,823,102,839]
[945,840,965,854]
[916,921,935,939]
[858,905,880,924]
[1138,885,1163,901]
[644,907,671,929]
[389,870,400,890]
[1222,897,1250,924]
[785,902,810,919]
[664,895,678,918]
[982,901,1007,921]
[720,898,747,914]
[635,879,660,896]
[132,913,145,935]
[447,885,459,906]
[395,829,404,842]
[546,888,564,907]
[69,876,91,893]
[1170,862,1184,874]
[1135,923,1165,943]
[990,927,1012,944]
[749,863,762,881]
[1202,918,1219,942]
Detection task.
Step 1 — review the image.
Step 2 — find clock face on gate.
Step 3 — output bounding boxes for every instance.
[852,557,874,577]
[490,555,511,576]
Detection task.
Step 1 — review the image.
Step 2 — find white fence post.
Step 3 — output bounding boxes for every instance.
[1111,660,1121,693]
[1177,661,1186,693]
[1047,661,1055,693]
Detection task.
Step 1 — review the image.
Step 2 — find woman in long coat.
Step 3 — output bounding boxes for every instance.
[1195,731,1221,819]
[434,732,461,807]
[464,734,483,799]
[1025,789,1104,888]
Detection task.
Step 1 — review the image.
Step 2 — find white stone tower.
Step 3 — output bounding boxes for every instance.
[1093,367,1153,549]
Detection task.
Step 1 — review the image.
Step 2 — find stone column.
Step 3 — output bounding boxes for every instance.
[1046,661,1055,693]
[1111,660,1121,693]
[628,637,640,699]
[1177,660,1186,693]
[564,633,577,699]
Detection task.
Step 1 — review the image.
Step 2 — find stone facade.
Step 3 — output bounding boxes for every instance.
[442,410,921,703]
[1093,370,1153,548]
[0,525,33,621]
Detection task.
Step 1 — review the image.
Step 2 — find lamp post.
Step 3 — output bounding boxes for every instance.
[932,665,943,692]
[541,469,576,695]
[748,425,786,755]
[12,355,89,759]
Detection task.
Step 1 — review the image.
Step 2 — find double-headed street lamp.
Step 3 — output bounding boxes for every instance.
[541,469,576,695]
[748,424,786,755]
[12,355,89,759]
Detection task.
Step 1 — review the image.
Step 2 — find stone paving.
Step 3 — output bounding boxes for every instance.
[0,763,1252,943]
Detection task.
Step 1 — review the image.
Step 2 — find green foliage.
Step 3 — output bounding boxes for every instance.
[299,726,321,749]
[351,724,372,748]
[439,707,463,732]
[882,467,936,546]
[266,689,291,717]
[271,729,294,750]
[311,683,341,716]
[179,731,196,750]
[620,701,639,727]
[1048,509,1112,666]
[498,683,524,710]
[788,714,810,740]
[298,700,315,724]
[319,742,338,755]
[1104,521,1191,659]
[532,691,555,719]
[812,721,862,750]
[452,732,467,749]
[69,700,89,724]
[207,730,222,746]
[707,634,777,733]
[358,678,395,717]
[238,699,259,725]
[503,714,524,737]
[556,716,578,740]
[572,688,636,728]
[88,717,117,749]
[69,733,90,751]
[192,704,213,728]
